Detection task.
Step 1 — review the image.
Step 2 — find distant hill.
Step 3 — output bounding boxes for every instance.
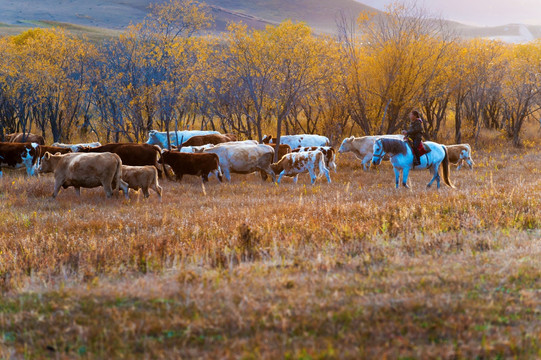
[0,0,539,43]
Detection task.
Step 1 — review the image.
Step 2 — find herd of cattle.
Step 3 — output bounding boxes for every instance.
[0,130,474,199]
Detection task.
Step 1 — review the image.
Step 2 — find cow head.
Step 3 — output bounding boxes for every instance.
[460,149,474,169]
[270,162,283,175]
[146,130,159,145]
[38,152,58,173]
[21,143,39,176]
[262,135,272,144]
[338,137,354,153]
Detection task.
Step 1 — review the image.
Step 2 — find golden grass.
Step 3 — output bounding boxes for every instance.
[0,143,540,358]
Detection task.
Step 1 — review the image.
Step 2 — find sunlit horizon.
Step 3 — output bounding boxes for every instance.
[358,0,541,26]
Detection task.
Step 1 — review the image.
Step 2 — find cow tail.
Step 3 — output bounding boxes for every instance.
[113,156,122,191]
[154,145,169,180]
[442,146,455,189]
[317,152,327,178]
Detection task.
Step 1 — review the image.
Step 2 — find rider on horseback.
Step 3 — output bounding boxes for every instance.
[402,110,424,166]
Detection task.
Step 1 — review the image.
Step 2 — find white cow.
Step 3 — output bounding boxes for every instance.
[263,134,329,149]
[270,150,331,185]
[177,145,215,153]
[177,141,258,154]
[338,135,403,171]
[146,130,220,149]
[204,143,275,182]
[52,142,102,152]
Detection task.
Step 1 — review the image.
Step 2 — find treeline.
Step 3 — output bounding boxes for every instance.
[0,0,540,147]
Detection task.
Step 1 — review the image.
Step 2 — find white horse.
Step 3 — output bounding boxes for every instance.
[372,138,454,189]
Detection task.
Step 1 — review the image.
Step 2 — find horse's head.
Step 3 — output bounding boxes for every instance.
[372,139,385,166]
[461,149,474,169]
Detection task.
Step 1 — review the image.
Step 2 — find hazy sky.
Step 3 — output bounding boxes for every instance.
[358,0,541,26]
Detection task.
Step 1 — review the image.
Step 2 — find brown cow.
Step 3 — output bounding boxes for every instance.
[261,143,291,180]
[121,165,162,199]
[79,143,163,177]
[38,146,72,157]
[181,133,237,147]
[160,150,222,182]
[38,152,128,198]
[6,132,45,145]
[445,144,474,170]
[0,142,40,177]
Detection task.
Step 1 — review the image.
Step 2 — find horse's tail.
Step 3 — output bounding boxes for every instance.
[442,146,455,188]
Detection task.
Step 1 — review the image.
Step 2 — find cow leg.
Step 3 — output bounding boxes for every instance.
[362,155,372,171]
[52,180,62,198]
[202,174,209,182]
[456,159,462,171]
[260,170,268,181]
[309,168,316,185]
[223,168,231,182]
[153,183,163,199]
[176,174,184,182]
[142,187,150,198]
[323,167,332,183]
[213,170,223,182]
[75,187,81,196]
[120,180,129,199]
[102,181,114,198]
[277,171,286,184]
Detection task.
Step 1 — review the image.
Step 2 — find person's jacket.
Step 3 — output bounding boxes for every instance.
[406,119,424,142]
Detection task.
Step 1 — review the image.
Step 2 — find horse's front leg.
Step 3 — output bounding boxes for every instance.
[394,167,400,189]
[402,167,410,189]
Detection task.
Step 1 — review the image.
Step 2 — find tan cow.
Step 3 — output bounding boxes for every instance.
[7,132,45,145]
[446,144,474,170]
[121,165,162,199]
[338,135,403,170]
[38,152,128,199]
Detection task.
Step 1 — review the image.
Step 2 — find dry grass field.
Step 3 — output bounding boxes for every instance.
[1,135,541,358]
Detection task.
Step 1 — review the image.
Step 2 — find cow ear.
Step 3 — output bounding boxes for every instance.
[44,152,51,159]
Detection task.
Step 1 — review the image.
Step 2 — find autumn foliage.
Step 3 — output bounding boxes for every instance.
[1,1,540,147]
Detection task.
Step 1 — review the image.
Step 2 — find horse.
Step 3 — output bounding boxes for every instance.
[371,138,454,189]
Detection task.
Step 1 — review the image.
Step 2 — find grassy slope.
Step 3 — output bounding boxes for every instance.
[0,0,540,40]
[0,21,122,41]
[0,136,540,358]
[205,0,379,33]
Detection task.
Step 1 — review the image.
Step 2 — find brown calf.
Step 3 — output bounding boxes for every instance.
[160,150,222,182]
